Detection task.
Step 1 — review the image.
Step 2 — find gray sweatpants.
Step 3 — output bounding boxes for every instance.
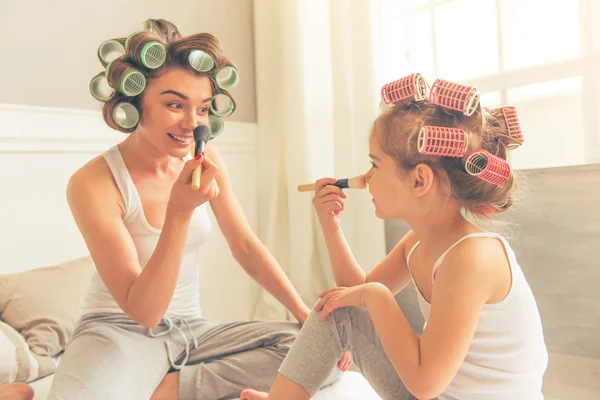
[279,307,418,400]
[47,313,341,400]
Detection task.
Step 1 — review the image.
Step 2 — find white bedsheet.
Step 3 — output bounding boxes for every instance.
[29,371,381,399]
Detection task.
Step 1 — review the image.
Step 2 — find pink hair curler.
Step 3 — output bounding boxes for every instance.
[429,79,480,116]
[501,106,524,148]
[381,73,428,105]
[417,126,468,157]
[464,149,511,185]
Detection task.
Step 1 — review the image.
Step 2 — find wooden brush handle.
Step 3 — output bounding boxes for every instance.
[192,141,204,191]
[192,164,203,190]
[297,183,316,192]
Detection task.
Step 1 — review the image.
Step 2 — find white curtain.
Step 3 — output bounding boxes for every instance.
[251,0,387,320]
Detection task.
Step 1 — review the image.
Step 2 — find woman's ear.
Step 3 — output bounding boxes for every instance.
[410,163,435,197]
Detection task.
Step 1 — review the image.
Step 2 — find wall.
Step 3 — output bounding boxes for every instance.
[0,0,256,122]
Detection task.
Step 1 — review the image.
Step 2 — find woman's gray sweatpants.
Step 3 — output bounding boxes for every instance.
[47,313,341,400]
[279,307,417,400]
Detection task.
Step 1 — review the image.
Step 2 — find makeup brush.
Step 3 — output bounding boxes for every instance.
[192,125,212,191]
[297,174,367,192]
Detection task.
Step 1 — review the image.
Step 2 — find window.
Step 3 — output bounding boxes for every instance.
[380,0,600,169]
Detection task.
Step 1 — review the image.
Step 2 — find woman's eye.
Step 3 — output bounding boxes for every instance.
[167,103,182,109]
[370,161,377,168]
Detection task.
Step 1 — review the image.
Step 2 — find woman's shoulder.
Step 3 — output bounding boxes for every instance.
[67,153,124,215]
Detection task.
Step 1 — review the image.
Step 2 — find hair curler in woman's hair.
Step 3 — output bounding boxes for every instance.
[214,65,239,91]
[138,41,167,69]
[297,175,367,192]
[501,106,524,149]
[112,102,139,131]
[208,115,224,138]
[381,73,428,105]
[464,149,511,185]
[188,50,215,72]
[105,61,146,97]
[417,126,468,157]
[97,39,126,66]
[210,93,235,118]
[429,79,480,116]
[89,73,115,102]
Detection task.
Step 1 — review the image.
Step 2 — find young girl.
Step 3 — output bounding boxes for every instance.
[48,19,346,400]
[241,74,549,400]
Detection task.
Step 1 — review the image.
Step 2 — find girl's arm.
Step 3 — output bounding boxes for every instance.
[364,240,501,399]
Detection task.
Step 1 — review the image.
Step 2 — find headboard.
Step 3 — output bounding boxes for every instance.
[386,163,600,359]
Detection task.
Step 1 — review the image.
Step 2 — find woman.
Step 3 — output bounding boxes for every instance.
[47,19,347,400]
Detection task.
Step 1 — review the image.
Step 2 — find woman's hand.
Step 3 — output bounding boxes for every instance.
[312,178,347,230]
[168,154,220,216]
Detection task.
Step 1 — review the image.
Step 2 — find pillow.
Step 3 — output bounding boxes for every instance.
[0,320,59,384]
[0,257,95,357]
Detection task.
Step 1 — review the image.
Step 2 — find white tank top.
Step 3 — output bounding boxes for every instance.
[406,232,548,400]
[81,145,212,319]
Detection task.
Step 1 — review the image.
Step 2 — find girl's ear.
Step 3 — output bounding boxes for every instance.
[410,163,435,197]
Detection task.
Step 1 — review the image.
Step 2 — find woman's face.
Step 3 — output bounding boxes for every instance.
[136,67,213,158]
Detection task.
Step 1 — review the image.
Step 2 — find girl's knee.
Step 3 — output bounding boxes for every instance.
[0,383,35,400]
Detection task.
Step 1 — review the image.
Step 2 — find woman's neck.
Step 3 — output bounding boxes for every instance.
[119,131,176,175]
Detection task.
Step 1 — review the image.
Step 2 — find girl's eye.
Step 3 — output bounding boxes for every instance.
[167,103,182,109]
[197,106,209,114]
[370,160,377,168]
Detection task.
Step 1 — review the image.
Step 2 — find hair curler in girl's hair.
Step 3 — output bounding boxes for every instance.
[188,50,216,72]
[464,149,511,185]
[429,79,480,116]
[417,126,468,157]
[501,106,524,148]
[381,73,428,105]
[297,175,367,192]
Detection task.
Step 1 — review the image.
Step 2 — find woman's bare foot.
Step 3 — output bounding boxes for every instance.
[240,388,269,400]
[0,383,35,400]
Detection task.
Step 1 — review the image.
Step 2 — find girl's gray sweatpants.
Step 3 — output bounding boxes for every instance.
[47,313,341,400]
[279,307,418,400]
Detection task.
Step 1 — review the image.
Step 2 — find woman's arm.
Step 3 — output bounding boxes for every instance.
[67,155,217,328]
[206,144,310,322]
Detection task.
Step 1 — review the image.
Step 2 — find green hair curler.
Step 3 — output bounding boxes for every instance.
[214,66,239,91]
[105,62,146,97]
[208,115,223,139]
[210,93,235,118]
[89,73,114,102]
[97,39,125,66]
[113,103,139,130]
[140,41,166,69]
[188,50,215,72]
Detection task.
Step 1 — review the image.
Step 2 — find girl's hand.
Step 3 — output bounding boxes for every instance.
[168,154,220,215]
[314,284,373,321]
[312,178,347,229]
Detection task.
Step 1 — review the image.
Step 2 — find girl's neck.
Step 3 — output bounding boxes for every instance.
[409,209,481,253]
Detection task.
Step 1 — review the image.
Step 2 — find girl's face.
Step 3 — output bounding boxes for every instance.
[136,67,213,158]
[365,133,419,220]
